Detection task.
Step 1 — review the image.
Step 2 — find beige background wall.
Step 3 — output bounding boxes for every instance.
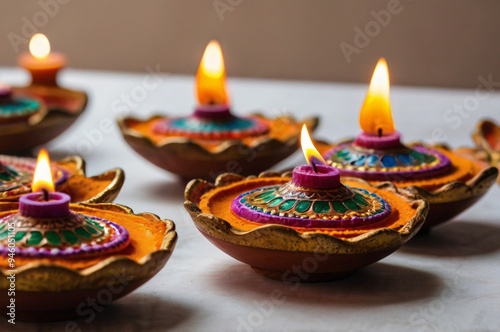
[1,0,499,88]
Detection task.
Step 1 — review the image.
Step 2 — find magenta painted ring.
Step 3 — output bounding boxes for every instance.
[193,104,232,120]
[354,132,403,150]
[291,165,341,189]
[19,192,71,218]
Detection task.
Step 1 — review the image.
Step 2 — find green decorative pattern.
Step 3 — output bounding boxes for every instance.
[0,215,107,248]
[235,183,387,221]
[323,143,452,181]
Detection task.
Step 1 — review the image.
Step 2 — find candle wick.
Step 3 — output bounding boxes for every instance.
[378,128,382,138]
[311,160,318,173]
[42,188,49,202]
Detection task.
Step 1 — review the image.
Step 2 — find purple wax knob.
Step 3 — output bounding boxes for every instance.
[354,131,403,150]
[19,192,71,218]
[0,84,12,100]
[193,104,232,120]
[291,164,341,190]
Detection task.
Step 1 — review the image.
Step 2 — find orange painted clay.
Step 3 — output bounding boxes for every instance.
[0,204,166,270]
[370,148,481,191]
[124,115,301,152]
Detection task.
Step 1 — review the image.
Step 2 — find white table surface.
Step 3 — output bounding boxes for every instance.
[1,67,500,332]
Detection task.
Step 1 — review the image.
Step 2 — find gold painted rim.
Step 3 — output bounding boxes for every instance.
[473,119,500,163]
[57,155,125,203]
[184,171,429,254]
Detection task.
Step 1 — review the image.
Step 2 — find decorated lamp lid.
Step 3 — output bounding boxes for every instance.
[153,40,269,140]
[0,83,43,124]
[324,58,451,181]
[231,125,392,228]
[0,150,129,258]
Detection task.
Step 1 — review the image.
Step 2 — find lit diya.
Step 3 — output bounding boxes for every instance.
[118,40,317,180]
[0,150,124,205]
[184,126,428,281]
[319,59,498,231]
[0,150,177,321]
[0,34,87,153]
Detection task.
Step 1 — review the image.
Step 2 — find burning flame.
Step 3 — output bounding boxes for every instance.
[29,33,51,59]
[32,149,55,192]
[196,40,229,105]
[301,125,326,165]
[359,58,395,136]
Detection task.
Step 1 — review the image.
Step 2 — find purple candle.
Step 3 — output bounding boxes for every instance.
[19,191,70,218]
[291,164,341,189]
[193,103,232,120]
[354,131,404,150]
[0,84,12,101]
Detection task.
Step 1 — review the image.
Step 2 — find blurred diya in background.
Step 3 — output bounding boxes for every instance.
[462,119,500,185]
[0,149,124,206]
[0,150,177,321]
[318,58,498,231]
[0,34,87,154]
[0,83,47,125]
[184,126,428,282]
[118,40,317,180]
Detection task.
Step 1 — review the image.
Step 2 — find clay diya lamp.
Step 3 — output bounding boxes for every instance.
[0,149,124,205]
[118,40,317,180]
[0,83,47,125]
[464,119,500,185]
[0,33,87,153]
[319,59,498,231]
[184,126,428,282]
[0,152,177,321]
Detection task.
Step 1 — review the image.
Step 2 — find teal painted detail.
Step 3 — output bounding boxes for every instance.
[62,230,79,244]
[313,201,331,214]
[331,201,347,213]
[27,231,43,246]
[269,197,283,207]
[279,200,296,211]
[295,200,312,213]
[46,231,62,245]
[14,231,27,242]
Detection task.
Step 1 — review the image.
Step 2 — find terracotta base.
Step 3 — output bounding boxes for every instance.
[0,276,151,322]
[201,229,397,282]
[422,194,487,230]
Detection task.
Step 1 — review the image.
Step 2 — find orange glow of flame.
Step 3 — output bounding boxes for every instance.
[196,40,229,105]
[301,125,326,165]
[359,58,395,136]
[32,149,55,192]
[29,33,51,59]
